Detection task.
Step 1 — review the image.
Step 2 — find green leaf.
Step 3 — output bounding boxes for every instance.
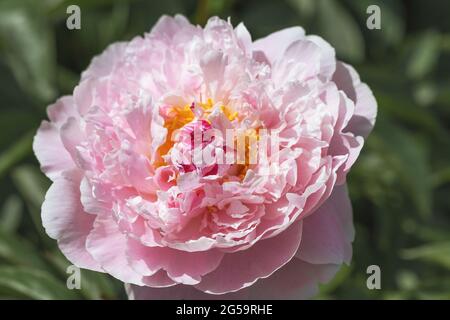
[0,0,57,103]
[432,166,450,188]
[402,219,450,243]
[0,109,38,149]
[373,91,449,146]
[97,1,130,48]
[0,61,38,111]
[11,165,52,245]
[240,0,301,39]
[396,270,419,292]
[193,0,235,25]
[406,30,441,80]
[370,119,433,218]
[0,266,80,299]
[0,229,48,270]
[315,0,364,62]
[11,165,49,210]
[413,81,438,107]
[288,0,316,21]
[45,251,120,300]
[417,291,450,299]
[402,242,450,270]
[0,131,34,179]
[0,194,23,233]
[57,66,79,95]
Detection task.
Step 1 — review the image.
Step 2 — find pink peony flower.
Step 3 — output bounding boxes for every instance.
[34,15,376,299]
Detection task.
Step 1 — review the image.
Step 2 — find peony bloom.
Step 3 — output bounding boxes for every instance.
[34,15,376,299]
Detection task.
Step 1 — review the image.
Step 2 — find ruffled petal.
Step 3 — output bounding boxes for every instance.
[333,62,377,139]
[127,238,224,285]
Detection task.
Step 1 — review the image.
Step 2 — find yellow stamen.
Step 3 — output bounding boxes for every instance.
[154,105,194,167]
[236,128,260,179]
[220,105,238,121]
[153,99,240,167]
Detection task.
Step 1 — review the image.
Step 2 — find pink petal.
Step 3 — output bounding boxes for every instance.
[47,96,77,126]
[59,117,87,169]
[253,26,305,64]
[194,221,303,294]
[247,258,340,299]
[80,177,111,215]
[235,22,252,54]
[33,121,75,181]
[296,184,354,265]
[142,270,177,288]
[82,42,127,80]
[41,170,102,271]
[86,214,144,285]
[274,39,334,84]
[126,283,249,300]
[154,166,177,191]
[305,35,336,81]
[150,14,191,39]
[333,62,377,139]
[119,151,157,194]
[127,238,224,285]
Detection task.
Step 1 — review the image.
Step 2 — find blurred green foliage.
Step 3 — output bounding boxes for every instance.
[0,0,449,299]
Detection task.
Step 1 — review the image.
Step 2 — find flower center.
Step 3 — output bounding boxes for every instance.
[154,105,194,167]
[154,99,237,168]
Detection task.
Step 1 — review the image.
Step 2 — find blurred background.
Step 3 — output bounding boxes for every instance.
[0,0,449,299]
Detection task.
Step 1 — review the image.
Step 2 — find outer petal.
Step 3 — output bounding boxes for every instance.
[46,96,77,126]
[142,270,177,288]
[253,26,305,64]
[33,121,75,181]
[194,221,303,294]
[127,259,340,300]
[271,37,336,86]
[41,170,102,271]
[333,62,377,139]
[305,35,336,81]
[81,42,127,80]
[126,283,249,300]
[247,258,340,299]
[296,184,354,265]
[150,14,192,39]
[60,117,87,169]
[85,214,144,285]
[127,239,224,285]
